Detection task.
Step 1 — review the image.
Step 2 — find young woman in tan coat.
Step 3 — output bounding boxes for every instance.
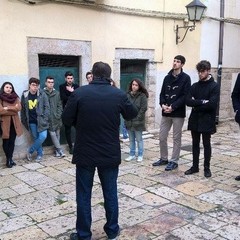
[0,82,23,168]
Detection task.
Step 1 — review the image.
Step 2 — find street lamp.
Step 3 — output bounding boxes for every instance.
[175,0,207,44]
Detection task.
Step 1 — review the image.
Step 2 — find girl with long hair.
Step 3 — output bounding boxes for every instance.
[0,82,23,168]
[125,78,148,162]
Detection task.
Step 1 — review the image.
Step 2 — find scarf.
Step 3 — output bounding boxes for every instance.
[0,92,18,104]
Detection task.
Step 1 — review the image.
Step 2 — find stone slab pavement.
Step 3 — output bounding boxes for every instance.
[0,121,239,240]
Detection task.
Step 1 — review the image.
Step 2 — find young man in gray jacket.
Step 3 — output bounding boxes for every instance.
[44,76,65,158]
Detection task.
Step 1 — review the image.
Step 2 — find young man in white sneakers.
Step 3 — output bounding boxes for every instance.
[152,55,191,171]
[44,76,65,158]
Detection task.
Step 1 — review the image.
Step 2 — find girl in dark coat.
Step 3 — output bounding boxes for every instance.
[125,78,148,162]
[185,60,220,178]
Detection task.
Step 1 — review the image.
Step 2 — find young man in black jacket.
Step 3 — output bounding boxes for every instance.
[152,55,191,171]
[62,62,137,240]
[59,71,79,154]
[185,60,220,178]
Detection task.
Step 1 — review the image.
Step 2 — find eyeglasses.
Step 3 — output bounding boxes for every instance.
[47,81,54,84]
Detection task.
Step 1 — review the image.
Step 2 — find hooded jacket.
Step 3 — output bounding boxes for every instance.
[21,89,50,132]
[125,91,148,131]
[160,69,191,118]
[43,88,63,131]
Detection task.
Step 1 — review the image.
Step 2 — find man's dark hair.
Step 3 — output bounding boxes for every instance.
[45,76,54,82]
[174,55,186,65]
[196,60,211,72]
[65,71,73,78]
[92,62,111,79]
[86,71,92,78]
[29,77,40,85]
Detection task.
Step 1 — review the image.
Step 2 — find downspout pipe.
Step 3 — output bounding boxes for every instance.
[216,0,224,123]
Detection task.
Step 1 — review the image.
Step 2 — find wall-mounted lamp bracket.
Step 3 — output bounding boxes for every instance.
[175,23,196,44]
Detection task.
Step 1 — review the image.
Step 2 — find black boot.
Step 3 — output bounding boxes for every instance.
[10,159,16,166]
[6,159,13,168]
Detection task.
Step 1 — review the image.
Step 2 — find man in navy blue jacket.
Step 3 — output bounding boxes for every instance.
[62,62,138,240]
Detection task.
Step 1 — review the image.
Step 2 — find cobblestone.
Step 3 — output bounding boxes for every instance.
[0,121,239,240]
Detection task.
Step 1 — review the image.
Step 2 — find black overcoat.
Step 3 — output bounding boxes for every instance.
[186,76,220,133]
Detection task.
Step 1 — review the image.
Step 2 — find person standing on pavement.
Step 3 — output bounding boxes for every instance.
[59,71,79,154]
[44,76,65,158]
[62,61,138,240]
[21,77,50,162]
[152,55,191,171]
[185,60,220,178]
[124,78,148,162]
[0,82,23,168]
[231,73,240,181]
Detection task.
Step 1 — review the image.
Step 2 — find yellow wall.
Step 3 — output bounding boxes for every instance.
[0,0,202,75]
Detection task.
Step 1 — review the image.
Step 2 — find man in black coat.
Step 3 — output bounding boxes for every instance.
[185,60,220,178]
[231,73,240,181]
[59,71,79,154]
[62,62,138,240]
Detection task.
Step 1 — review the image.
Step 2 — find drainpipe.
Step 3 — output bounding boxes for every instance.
[216,0,224,124]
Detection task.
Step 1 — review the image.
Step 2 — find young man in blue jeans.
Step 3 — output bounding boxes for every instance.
[21,77,50,161]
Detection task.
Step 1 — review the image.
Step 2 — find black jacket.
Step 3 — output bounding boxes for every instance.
[160,69,191,118]
[186,76,220,133]
[62,78,138,167]
[231,73,240,123]
[59,82,79,108]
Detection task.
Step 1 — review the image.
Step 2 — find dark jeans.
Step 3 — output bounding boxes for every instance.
[76,165,119,240]
[191,131,211,169]
[2,122,16,159]
[64,124,73,149]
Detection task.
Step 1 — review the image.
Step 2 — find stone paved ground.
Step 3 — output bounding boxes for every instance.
[0,121,239,240]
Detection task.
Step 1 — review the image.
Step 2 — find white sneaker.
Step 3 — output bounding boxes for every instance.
[125,156,135,161]
[137,156,143,162]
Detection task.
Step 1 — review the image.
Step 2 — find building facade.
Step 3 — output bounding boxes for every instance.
[0,0,240,164]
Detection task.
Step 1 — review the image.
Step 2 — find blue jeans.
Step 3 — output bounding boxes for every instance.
[128,130,143,157]
[29,123,47,157]
[76,166,119,240]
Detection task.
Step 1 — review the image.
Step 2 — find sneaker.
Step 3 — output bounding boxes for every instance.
[54,150,61,157]
[204,168,212,178]
[125,155,135,161]
[27,152,32,161]
[184,167,199,175]
[165,161,178,171]
[55,149,65,158]
[58,149,66,158]
[152,159,168,166]
[137,156,143,162]
[36,155,42,162]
